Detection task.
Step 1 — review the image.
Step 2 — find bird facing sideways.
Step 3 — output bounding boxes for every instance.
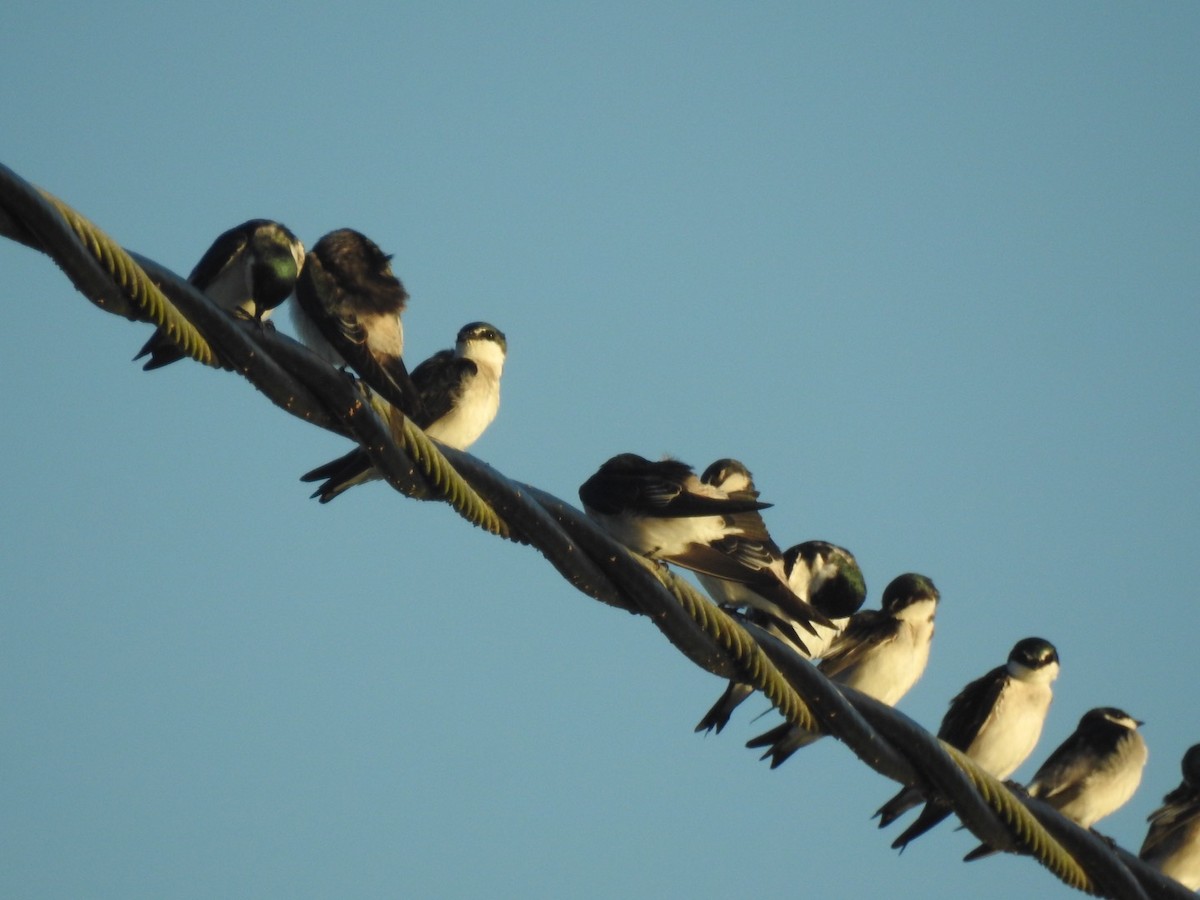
[135,219,304,370]
[877,636,1061,852]
[301,322,507,503]
[291,228,425,419]
[578,454,833,652]
[1140,743,1200,890]
[964,707,1147,861]
[745,572,938,766]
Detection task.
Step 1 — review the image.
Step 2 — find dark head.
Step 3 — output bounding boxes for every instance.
[700,458,756,494]
[1080,707,1142,732]
[881,573,939,615]
[1007,637,1060,678]
[303,229,408,313]
[456,321,507,355]
[786,541,867,618]
[248,221,305,316]
[1181,744,1200,786]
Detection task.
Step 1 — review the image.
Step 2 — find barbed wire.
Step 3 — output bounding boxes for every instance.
[0,162,1188,900]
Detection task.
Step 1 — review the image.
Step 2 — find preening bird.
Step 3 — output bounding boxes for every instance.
[578,454,833,650]
[695,539,866,735]
[291,228,425,419]
[135,219,304,370]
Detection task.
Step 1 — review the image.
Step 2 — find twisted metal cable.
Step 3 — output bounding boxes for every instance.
[0,165,504,536]
[0,163,216,366]
[389,406,508,537]
[2,161,1194,900]
[940,745,1095,894]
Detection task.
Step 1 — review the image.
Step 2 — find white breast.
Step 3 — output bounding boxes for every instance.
[425,369,501,450]
[967,678,1054,780]
[840,600,935,706]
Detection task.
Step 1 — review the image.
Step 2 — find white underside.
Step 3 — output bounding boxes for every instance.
[1048,734,1147,827]
[837,598,936,706]
[426,367,501,451]
[965,677,1055,780]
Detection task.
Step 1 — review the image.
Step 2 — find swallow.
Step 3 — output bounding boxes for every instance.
[695,540,866,735]
[578,455,833,646]
[1140,743,1200,890]
[877,637,1060,852]
[690,460,791,614]
[300,322,507,502]
[291,228,425,418]
[135,219,304,369]
[964,707,1147,861]
[745,573,939,766]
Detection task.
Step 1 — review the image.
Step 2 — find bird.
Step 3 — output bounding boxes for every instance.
[691,460,834,645]
[300,322,507,502]
[744,572,939,766]
[290,228,425,418]
[876,636,1061,852]
[1140,743,1200,890]
[695,539,866,735]
[578,454,833,646]
[963,707,1148,861]
[135,219,304,370]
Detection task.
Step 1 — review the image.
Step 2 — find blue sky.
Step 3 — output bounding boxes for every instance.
[2,3,1198,898]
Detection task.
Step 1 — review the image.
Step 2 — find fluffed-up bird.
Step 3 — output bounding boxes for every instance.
[301,322,507,502]
[136,219,304,369]
[877,636,1060,852]
[964,707,1147,861]
[695,539,866,735]
[578,454,833,649]
[1140,743,1200,890]
[291,228,425,418]
[745,573,939,766]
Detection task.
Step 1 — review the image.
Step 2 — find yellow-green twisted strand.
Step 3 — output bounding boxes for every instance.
[943,744,1095,894]
[391,406,509,538]
[648,566,819,733]
[40,190,217,367]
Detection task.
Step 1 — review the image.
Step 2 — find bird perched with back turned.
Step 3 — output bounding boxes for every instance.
[877,637,1060,852]
[1140,743,1200,890]
[578,454,833,650]
[745,572,939,766]
[301,322,507,502]
[695,539,866,735]
[964,707,1147,861]
[135,219,304,370]
[291,228,425,419]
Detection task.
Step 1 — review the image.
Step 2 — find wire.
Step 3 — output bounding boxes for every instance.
[0,162,1190,900]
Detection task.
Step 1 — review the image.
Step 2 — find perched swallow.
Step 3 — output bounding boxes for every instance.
[964,707,1147,861]
[745,573,939,766]
[135,219,304,370]
[301,322,507,502]
[1140,743,1200,890]
[692,460,830,645]
[877,637,1060,852]
[695,540,866,735]
[291,229,425,418]
[579,455,833,646]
